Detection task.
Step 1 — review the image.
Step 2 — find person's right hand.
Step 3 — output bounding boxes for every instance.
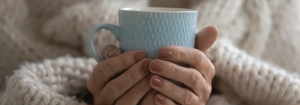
[87,45,153,105]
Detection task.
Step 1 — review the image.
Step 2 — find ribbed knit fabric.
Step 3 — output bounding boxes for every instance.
[1,0,300,105]
[190,0,300,72]
[1,56,96,105]
[206,38,300,105]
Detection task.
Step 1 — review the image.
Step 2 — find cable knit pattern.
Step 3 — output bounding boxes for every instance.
[0,0,28,27]
[261,0,300,72]
[190,0,249,46]
[1,0,300,105]
[0,0,82,86]
[206,38,300,105]
[1,56,97,105]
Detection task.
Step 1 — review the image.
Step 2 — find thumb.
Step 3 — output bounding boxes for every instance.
[195,26,218,52]
[101,45,122,60]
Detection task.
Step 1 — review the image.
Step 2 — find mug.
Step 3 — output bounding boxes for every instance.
[88,7,198,63]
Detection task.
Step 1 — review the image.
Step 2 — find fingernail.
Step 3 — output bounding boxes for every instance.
[159,49,172,58]
[134,52,146,62]
[155,94,166,104]
[152,76,164,88]
[150,61,163,72]
[107,48,120,58]
[141,60,151,73]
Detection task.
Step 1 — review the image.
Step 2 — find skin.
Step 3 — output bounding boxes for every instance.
[87,26,218,105]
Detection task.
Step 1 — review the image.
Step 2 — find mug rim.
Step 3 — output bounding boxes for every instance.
[120,7,197,13]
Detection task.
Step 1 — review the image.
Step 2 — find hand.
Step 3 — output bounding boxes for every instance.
[87,45,153,105]
[147,46,215,105]
[87,26,218,105]
[141,26,218,105]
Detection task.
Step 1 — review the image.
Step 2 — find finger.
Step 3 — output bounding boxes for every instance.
[87,50,146,95]
[158,46,215,82]
[154,93,176,105]
[150,75,200,105]
[195,26,218,52]
[140,89,158,105]
[149,60,210,96]
[97,58,151,105]
[116,74,153,105]
[101,45,122,60]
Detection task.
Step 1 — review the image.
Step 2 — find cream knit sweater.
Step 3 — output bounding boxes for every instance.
[1,0,300,105]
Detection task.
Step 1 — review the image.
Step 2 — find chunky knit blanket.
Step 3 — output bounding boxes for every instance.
[1,0,300,105]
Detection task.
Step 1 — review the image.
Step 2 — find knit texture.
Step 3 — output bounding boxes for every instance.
[1,0,300,105]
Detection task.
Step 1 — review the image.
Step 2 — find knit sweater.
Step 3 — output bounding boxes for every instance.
[1,0,300,105]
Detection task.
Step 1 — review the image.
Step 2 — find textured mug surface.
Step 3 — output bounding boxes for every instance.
[88,7,198,62]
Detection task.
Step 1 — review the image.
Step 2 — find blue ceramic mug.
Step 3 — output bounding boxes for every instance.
[88,7,198,63]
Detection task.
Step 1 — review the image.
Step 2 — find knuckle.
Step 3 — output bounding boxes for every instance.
[128,71,139,83]
[204,85,212,94]
[201,85,212,101]
[176,47,186,58]
[120,57,131,67]
[169,65,180,77]
[183,92,198,105]
[194,50,204,64]
[190,70,201,88]
[202,88,211,102]
[210,62,216,76]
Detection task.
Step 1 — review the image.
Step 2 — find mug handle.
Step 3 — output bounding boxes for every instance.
[88,24,121,63]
